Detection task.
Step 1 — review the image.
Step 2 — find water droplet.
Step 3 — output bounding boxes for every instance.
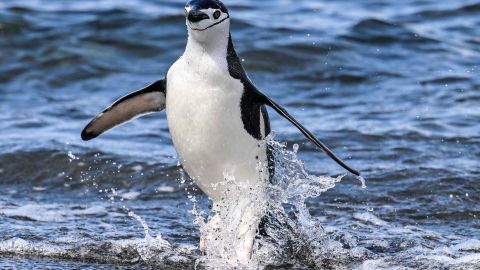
[67,151,77,161]
[293,144,299,153]
[357,176,367,189]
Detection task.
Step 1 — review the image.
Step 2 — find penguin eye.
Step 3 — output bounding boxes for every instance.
[213,10,221,19]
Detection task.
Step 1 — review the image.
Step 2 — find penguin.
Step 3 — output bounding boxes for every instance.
[81,0,361,263]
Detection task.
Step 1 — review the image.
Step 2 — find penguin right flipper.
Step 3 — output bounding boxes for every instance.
[81,79,167,141]
[251,86,361,177]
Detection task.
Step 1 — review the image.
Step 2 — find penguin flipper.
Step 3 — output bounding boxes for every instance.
[81,79,167,141]
[254,88,361,176]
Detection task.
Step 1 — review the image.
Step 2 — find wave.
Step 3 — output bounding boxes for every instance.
[0,149,181,190]
[414,3,480,19]
[342,18,438,45]
[1,215,478,269]
[0,237,195,269]
[420,76,471,85]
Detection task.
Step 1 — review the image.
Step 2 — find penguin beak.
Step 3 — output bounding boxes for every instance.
[187,9,209,23]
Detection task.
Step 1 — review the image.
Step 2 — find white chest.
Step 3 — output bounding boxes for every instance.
[165,54,267,200]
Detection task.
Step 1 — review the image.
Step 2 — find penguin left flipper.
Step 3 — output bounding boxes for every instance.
[81,79,166,141]
[249,84,361,177]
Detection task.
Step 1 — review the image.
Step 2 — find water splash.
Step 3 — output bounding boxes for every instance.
[191,135,370,269]
[191,175,267,268]
[128,211,154,240]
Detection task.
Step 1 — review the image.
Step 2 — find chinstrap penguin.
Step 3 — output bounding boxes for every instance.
[81,0,361,264]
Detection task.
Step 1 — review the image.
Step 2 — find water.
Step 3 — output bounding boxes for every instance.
[1,0,479,269]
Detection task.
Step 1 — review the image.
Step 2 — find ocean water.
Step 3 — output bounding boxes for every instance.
[0,0,479,269]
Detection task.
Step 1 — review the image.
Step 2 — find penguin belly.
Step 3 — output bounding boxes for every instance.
[166,59,269,201]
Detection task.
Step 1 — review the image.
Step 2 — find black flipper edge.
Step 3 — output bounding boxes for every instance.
[256,90,361,177]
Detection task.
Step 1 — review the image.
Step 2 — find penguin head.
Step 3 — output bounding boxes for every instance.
[185,0,230,42]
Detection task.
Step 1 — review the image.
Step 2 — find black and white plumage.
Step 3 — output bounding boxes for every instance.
[81,0,360,263]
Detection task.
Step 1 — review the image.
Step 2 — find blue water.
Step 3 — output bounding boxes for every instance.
[0,0,479,269]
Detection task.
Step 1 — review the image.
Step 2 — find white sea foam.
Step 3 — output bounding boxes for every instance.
[0,236,188,267]
[353,212,389,226]
[1,204,65,222]
[451,239,480,252]
[32,186,47,192]
[448,253,480,265]
[0,204,107,223]
[113,236,172,263]
[71,205,106,216]
[156,185,176,193]
[0,238,64,257]
[120,191,141,200]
